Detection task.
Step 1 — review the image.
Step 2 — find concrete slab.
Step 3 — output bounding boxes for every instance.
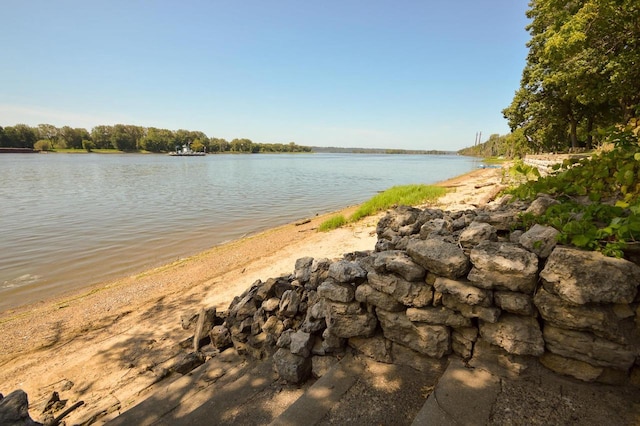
[412,358,500,425]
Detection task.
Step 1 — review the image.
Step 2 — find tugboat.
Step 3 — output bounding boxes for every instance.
[169,142,206,156]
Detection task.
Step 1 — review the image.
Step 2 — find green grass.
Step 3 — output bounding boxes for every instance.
[318,215,347,232]
[319,184,447,231]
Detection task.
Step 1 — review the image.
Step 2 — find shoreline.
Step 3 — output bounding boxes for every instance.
[0,166,504,425]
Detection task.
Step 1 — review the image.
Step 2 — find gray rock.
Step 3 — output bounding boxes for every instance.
[419,218,452,239]
[273,348,312,384]
[479,314,544,356]
[317,279,355,303]
[229,292,258,320]
[311,355,339,378]
[372,251,426,282]
[534,287,627,343]
[543,324,636,370]
[406,238,470,279]
[367,271,433,307]
[193,307,217,352]
[519,224,559,258]
[301,299,327,334]
[328,260,367,283]
[376,205,423,238]
[458,221,498,248]
[325,301,377,338]
[406,306,472,328]
[452,327,478,359]
[377,309,451,358]
[261,316,285,337]
[261,297,281,312]
[307,258,332,290]
[289,330,314,358]
[433,276,493,307]
[540,246,640,304]
[254,279,276,302]
[354,283,405,312]
[172,352,206,375]
[468,241,538,294]
[494,291,535,316]
[210,325,232,350]
[442,293,501,323]
[0,390,41,426]
[294,257,314,284]
[526,195,560,215]
[348,334,394,363]
[540,352,609,383]
[278,289,300,317]
[321,328,346,353]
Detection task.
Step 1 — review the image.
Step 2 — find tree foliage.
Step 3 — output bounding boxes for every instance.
[503,0,640,152]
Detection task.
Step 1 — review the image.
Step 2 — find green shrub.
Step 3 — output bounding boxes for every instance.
[318,215,347,232]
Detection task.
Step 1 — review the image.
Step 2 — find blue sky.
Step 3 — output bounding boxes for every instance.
[0,1,530,150]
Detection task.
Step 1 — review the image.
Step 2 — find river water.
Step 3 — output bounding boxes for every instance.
[0,153,481,311]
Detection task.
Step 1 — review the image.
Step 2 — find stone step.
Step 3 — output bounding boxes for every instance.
[411,357,500,426]
[270,352,365,426]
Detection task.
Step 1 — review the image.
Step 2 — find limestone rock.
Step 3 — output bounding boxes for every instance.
[540,352,607,382]
[261,297,281,312]
[294,257,314,285]
[494,291,535,316]
[317,279,355,303]
[328,260,367,283]
[307,258,332,290]
[519,224,559,258]
[406,306,472,328]
[534,287,627,343]
[540,246,640,305]
[377,309,451,358]
[452,327,479,359]
[354,283,405,312]
[389,343,449,373]
[468,241,538,294]
[442,293,501,323]
[525,195,559,215]
[273,348,312,384]
[193,307,217,352]
[172,352,205,375]
[419,218,452,239]
[210,325,232,350]
[458,221,497,249]
[0,390,41,426]
[325,301,377,338]
[372,251,426,282]
[406,239,470,279]
[367,271,433,307]
[278,289,300,317]
[349,334,393,363]
[289,331,314,358]
[321,328,346,353]
[543,324,636,370]
[479,314,544,356]
[376,205,423,238]
[433,276,493,307]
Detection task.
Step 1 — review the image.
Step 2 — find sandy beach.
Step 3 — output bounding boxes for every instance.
[0,166,503,424]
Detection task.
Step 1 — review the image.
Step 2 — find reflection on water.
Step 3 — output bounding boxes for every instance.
[0,153,480,311]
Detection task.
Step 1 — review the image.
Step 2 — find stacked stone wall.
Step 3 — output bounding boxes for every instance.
[198,195,640,385]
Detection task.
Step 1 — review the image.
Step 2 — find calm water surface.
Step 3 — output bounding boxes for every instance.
[0,153,480,311]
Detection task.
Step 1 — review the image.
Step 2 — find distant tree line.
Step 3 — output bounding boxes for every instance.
[310,146,455,155]
[0,123,312,154]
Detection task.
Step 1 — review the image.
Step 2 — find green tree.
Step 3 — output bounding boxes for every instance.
[2,124,38,148]
[91,125,114,149]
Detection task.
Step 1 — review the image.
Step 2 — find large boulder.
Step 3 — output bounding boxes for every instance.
[367,271,433,307]
[328,260,367,283]
[0,390,41,426]
[479,314,544,356]
[406,239,470,279]
[534,287,628,343]
[377,309,450,358]
[273,348,312,384]
[317,279,355,303]
[354,283,405,312]
[467,241,538,294]
[372,251,426,282]
[433,276,493,307]
[540,246,640,304]
[325,301,377,338]
[518,224,559,258]
[458,221,497,249]
[543,325,636,370]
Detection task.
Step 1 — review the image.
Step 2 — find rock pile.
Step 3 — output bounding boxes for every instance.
[181,195,640,386]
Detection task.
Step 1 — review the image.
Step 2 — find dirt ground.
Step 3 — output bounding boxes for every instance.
[0,167,504,425]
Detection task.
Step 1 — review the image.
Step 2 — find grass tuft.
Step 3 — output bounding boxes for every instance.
[318,184,447,231]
